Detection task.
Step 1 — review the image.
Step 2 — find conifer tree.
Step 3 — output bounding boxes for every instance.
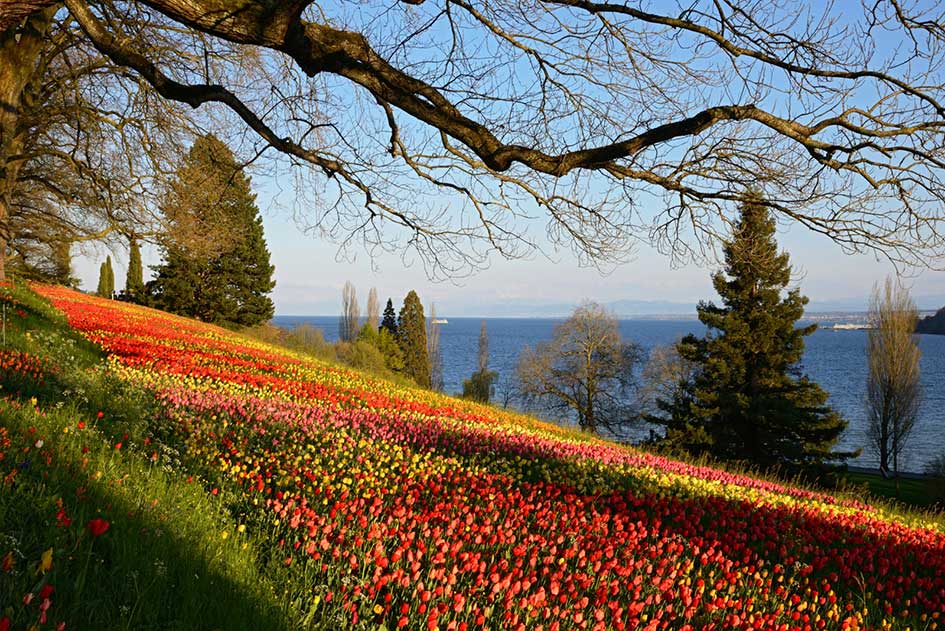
[380,298,398,336]
[97,256,115,298]
[96,261,108,297]
[147,134,274,327]
[652,196,853,471]
[124,238,145,300]
[398,290,430,388]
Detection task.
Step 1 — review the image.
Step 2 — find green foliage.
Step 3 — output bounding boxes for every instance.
[380,298,398,337]
[398,290,430,388]
[650,196,853,473]
[96,256,114,298]
[123,238,145,300]
[356,323,405,373]
[147,134,275,327]
[462,369,497,403]
[335,339,390,375]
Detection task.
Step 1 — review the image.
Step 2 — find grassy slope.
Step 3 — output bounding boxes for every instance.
[0,284,299,630]
[1,282,943,631]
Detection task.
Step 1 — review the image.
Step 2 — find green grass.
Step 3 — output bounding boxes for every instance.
[0,282,300,630]
[841,471,942,509]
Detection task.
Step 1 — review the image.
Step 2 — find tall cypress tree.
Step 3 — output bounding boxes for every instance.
[148,134,274,327]
[96,260,108,297]
[97,256,114,298]
[380,298,398,336]
[125,238,145,300]
[652,196,853,471]
[398,290,430,388]
[105,256,114,297]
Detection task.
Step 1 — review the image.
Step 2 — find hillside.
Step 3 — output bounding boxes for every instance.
[2,282,944,631]
[917,307,945,335]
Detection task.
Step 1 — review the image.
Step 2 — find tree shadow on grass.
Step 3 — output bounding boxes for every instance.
[0,402,294,631]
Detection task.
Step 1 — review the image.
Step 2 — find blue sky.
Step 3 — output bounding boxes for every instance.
[71,186,945,316]
[69,2,945,316]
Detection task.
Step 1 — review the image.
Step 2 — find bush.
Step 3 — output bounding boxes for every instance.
[241,322,285,346]
[283,324,335,360]
[336,340,389,374]
[462,369,497,403]
[356,324,404,373]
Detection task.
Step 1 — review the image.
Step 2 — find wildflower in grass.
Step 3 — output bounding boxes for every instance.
[37,548,53,574]
[87,518,110,537]
[2,552,13,572]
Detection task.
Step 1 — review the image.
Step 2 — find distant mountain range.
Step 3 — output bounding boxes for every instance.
[278,294,945,320]
[438,295,945,319]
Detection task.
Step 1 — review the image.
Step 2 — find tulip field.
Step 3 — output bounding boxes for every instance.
[2,283,944,630]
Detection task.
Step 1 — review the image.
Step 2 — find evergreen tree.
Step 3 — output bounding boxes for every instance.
[147,134,275,327]
[124,238,145,300]
[380,298,398,336]
[398,290,430,387]
[651,196,853,471]
[96,261,107,297]
[97,256,114,298]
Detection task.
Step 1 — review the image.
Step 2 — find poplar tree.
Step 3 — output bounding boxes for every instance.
[398,291,430,388]
[652,196,853,471]
[365,287,380,330]
[427,304,444,392]
[463,320,498,403]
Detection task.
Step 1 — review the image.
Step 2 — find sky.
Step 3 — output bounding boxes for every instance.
[68,2,945,317]
[71,188,945,317]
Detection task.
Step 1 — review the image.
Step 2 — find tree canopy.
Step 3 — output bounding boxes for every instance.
[5,2,945,279]
[517,302,642,438]
[398,291,430,388]
[649,197,854,471]
[147,133,275,327]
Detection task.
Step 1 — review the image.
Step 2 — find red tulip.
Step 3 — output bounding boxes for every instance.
[87,518,110,537]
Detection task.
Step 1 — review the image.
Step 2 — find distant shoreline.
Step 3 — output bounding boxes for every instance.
[272,310,938,322]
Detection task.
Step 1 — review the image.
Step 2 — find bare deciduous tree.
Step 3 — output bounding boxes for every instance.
[0,7,202,280]
[339,280,360,342]
[3,1,945,279]
[477,320,489,375]
[365,287,380,331]
[866,277,922,479]
[640,343,699,418]
[427,303,444,392]
[517,302,641,437]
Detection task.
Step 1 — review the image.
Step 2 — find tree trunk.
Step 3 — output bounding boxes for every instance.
[0,7,56,281]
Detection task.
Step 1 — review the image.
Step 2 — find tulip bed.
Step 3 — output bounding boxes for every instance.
[10,284,945,630]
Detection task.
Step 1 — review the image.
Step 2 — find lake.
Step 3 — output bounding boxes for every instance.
[273,315,945,472]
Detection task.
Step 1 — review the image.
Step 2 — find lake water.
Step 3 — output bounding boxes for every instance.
[273,315,945,472]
